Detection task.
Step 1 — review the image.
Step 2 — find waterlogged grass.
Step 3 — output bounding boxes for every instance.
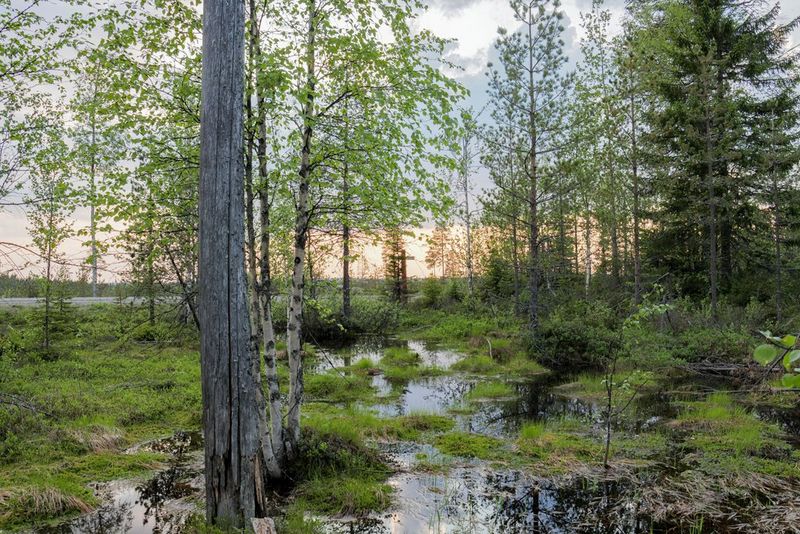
[286,428,393,517]
[434,432,505,460]
[304,372,376,403]
[303,405,453,442]
[381,346,421,367]
[296,477,392,516]
[516,420,600,472]
[378,345,447,383]
[382,364,446,382]
[502,356,546,376]
[452,355,498,373]
[673,392,800,478]
[466,381,515,400]
[0,307,202,528]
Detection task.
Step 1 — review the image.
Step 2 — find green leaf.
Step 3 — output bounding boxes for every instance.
[781,335,796,348]
[781,374,800,388]
[753,344,778,366]
[783,350,800,371]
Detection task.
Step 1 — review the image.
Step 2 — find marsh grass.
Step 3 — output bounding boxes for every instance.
[303,372,375,403]
[516,419,600,470]
[465,381,515,400]
[433,432,504,460]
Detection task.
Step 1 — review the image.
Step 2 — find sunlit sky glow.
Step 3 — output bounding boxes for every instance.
[2,0,800,280]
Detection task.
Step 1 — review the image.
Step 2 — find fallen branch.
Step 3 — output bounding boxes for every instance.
[0,392,55,418]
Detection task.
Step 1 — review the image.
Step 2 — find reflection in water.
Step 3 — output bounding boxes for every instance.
[36,432,201,534]
[315,337,463,374]
[326,466,650,534]
[368,369,678,439]
[753,402,800,442]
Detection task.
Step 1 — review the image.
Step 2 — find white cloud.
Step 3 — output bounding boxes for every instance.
[416,0,517,77]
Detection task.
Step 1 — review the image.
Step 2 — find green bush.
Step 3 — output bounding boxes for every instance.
[479,254,515,302]
[420,279,443,308]
[538,300,620,370]
[347,297,399,334]
[441,280,464,305]
[672,327,752,363]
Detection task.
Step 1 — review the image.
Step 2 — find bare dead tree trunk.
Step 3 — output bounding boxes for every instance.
[199,0,263,523]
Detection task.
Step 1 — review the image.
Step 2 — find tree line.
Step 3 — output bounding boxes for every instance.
[2,0,800,526]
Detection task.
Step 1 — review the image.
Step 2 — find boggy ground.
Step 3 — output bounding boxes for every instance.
[0,306,798,533]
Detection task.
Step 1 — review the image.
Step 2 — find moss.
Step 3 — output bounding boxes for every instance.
[287,428,393,517]
[395,413,454,437]
[673,392,798,477]
[554,373,607,397]
[466,381,515,400]
[434,432,504,460]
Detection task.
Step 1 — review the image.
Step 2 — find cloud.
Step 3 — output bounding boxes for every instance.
[417,0,518,77]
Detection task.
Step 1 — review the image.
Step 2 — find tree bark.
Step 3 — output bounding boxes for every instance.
[630,88,642,305]
[286,0,317,450]
[526,6,539,336]
[199,0,263,523]
[89,92,98,299]
[247,1,286,466]
[584,210,592,298]
[703,69,719,322]
[462,135,474,296]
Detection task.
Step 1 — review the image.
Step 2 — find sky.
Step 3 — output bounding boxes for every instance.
[2,0,800,281]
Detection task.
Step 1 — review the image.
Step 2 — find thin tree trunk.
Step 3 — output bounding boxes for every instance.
[609,170,620,287]
[630,89,642,305]
[245,3,283,479]
[526,8,539,335]
[558,187,566,277]
[769,118,783,324]
[342,217,351,319]
[342,82,352,320]
[286,0,316,449]
[704,74,719,322]
[507,130,521,315]
[462,136,474,296]
[44,239,51,350]
[89,95,98,299]
[573,206,579,275]
[584,211,592,298]
[249,2,285,466]
[199,0,263,523]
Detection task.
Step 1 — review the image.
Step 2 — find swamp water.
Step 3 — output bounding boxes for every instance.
[34,338,799,534]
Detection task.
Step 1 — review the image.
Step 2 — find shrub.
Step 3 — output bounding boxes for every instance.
[347,297,399,334]
[420,279,443,308]
[538,300,620,370]
[672,327,752,363]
